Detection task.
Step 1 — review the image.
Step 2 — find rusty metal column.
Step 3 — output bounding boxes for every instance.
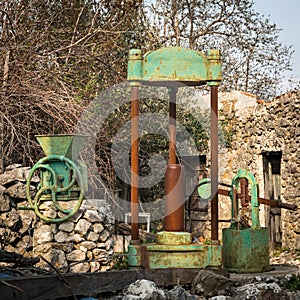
[168,88,177,165]
[131,86,139,241]
[164,88,185,232]
[210,85,219,241]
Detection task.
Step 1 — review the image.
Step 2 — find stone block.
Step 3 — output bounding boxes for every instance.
[66,249,86,261]
[54,231,70,243]
[69,262,90,273]
[34,224,53,244]
[58,222,74,233]
[75,219,91,235]
[92,223,104,233]
[7,182,28,199]
[80,241,96,250]
[84,209,104,223]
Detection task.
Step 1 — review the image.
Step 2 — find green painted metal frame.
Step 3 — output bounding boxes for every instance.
[128,47,222,86]
[230,169,260,229]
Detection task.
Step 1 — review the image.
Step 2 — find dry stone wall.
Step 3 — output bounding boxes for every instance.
[0,164,115,272]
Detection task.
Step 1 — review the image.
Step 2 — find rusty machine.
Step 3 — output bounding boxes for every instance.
[126,47,297,272]
[127,47,223,269]
[196,169,297,272]
[20,134,88,223]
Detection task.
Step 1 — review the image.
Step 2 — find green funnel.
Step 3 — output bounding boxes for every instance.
[36,134,88,160]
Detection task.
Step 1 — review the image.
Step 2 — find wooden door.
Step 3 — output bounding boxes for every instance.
[263,151,282,249]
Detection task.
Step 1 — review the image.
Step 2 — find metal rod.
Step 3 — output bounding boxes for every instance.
[240,178,249,207]
[131,86,139,241]
[218,188,298,211]
[210,85,219,241]
[169,88,177,164]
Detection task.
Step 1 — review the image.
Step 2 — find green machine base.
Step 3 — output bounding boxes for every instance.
[222,170,271,273]
[222,227,271,273]
[128,232,222,269]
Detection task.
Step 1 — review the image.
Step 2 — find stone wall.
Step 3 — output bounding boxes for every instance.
[0,164,115,272]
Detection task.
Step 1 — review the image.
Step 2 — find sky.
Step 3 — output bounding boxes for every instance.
[253,0,300,82]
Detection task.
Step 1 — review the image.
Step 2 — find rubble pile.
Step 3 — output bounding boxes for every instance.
[101,269,300,300]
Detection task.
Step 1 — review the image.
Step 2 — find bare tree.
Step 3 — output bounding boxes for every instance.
[0,0,143,164]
